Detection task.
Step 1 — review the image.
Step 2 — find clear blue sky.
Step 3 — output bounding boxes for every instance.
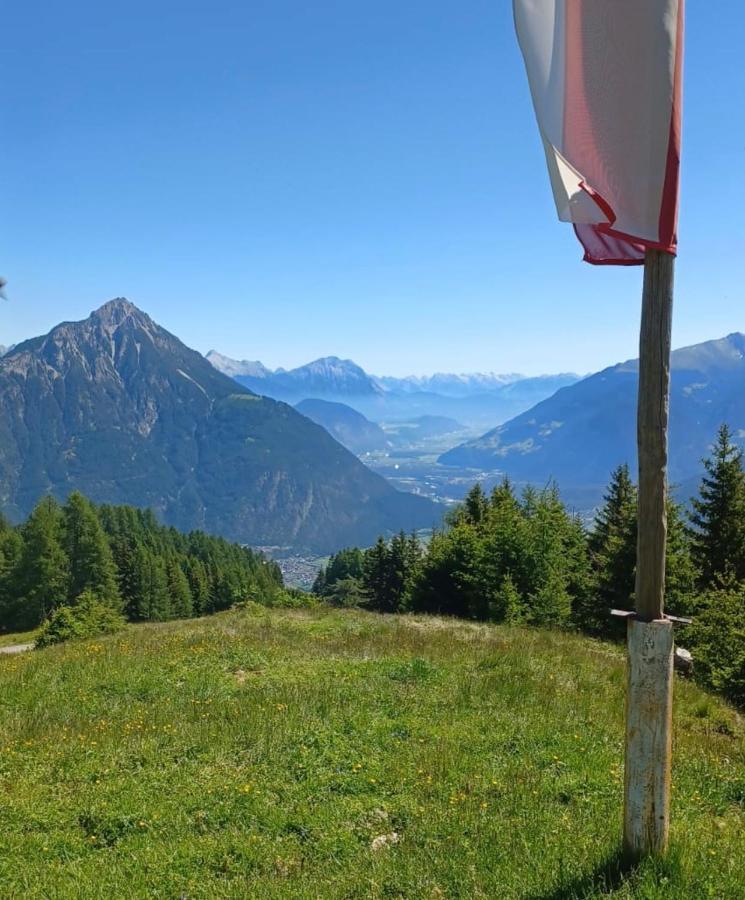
[2,1,743,376]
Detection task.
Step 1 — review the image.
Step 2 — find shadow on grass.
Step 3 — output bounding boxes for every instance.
[527,847,640,900]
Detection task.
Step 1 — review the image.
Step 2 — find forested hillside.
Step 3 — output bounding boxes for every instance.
[0,491,283,633]
[316,424,745,706]
[0,300,437,552]
[441,333,745,503]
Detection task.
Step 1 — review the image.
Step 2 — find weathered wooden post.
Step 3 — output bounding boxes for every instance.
[513,0,685,857]
[623,249,675,858]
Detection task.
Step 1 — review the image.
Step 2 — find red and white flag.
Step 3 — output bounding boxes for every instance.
[513,1,684,265]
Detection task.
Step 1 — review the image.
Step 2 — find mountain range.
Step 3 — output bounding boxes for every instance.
[375,372,523,395]
[206,351,579,429]
[0,300,437,552]
[440,332,745,505]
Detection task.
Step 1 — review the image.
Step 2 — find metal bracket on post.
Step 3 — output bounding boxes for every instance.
[611,609,692,626]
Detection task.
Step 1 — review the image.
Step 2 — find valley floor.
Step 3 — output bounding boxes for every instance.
[0,607,743,898]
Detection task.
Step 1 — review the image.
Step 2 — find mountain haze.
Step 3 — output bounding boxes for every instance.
[0,301,437,552]
[208,351,579,429]
[440,332,745,501]
[204,350,271,380]
[210,355,384,403]
[295,399,390,454]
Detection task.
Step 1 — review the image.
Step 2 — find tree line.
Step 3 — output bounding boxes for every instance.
[314,424,745,706]
[0,491,284,633]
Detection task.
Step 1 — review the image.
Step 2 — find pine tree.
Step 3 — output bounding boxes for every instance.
[362,537,391,611]
[583,465,638,635]
[665,496,697,615]
[12,497,70,628]
[492,572,524,623]
[108,534,141,614]
[528,567,572,627]
[166,558,194,619]
[0,494,283,632]
[690,424,745,586]
[185,558,210,615]
[311,566,327,596]
[489,478,519,512]
[410,526,480,618]
[470,480,526,619]
[463,483,488,527]
[522,486,575,626]
[145,553,171,621]
[0,519,23,623]
[63,492,121,607]
[127,543,153,620]
[315,547,365,597]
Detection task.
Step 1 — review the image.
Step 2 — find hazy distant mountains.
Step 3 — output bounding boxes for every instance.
[440,333,745,504]
[202,351,271,380]
[207,351,579,430]
[376,372,523,395]
[294,399,391,455]
[206,352,383,401]
[0,301,437,552]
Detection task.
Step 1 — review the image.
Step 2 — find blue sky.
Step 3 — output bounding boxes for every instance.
[2,1,743,376]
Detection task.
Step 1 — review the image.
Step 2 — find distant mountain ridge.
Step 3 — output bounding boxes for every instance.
[208,353,384,402]
[0,300,438,552]
[204,351,271,380]
[295,399,390,454]
[207,351,580,429]
[440,332,745,504]
[376,372,524,396]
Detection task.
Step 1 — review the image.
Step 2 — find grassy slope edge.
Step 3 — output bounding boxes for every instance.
[0,607,743,899]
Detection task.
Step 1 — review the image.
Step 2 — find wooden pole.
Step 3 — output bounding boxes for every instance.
[635,249,675,622]
[623,248,675,859]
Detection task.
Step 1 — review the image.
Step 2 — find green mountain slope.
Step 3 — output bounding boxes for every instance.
[440,332,745,502]
[295,398,391,454]
[0,300,438,552]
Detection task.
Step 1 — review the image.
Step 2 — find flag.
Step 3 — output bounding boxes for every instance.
[513,1,684,265]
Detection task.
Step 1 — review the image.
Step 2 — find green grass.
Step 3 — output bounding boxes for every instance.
[0,607,743,899]
[0,627,38,648]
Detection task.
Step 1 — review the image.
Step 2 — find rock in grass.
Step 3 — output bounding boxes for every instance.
[370,832,400,851]
[675,646,693,675]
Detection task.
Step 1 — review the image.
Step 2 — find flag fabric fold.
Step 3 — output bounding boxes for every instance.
[513,0,684,265]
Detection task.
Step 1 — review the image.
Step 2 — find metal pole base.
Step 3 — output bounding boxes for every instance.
[623,617,674,858]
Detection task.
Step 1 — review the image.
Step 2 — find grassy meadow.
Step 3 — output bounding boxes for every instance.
[0,606,743,898]
[0,629,38,649]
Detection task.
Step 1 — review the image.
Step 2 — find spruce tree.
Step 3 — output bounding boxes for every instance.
[0,520,23,623]
[128,543,153,620]
[665,496,697,615]
[185,558,210,615]
[362,537,391,611]
[166,558,194,619]
[494,572,524,623]
[463,483,488,527]
[410,526,480,618]
[13,497,70,628]
[690,424,745,586]
[315,547,365,597]
[584,465,638,634]
[522,486,575,626]
[311,566,327,596]
[145,552,171,621]
[63,492,121,607]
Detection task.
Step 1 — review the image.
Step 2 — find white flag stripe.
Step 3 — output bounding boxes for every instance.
[514,0,683,265]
